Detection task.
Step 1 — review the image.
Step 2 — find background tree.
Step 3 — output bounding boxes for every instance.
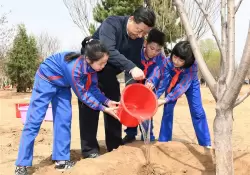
[145,0,219,48]
[89,23,97,35]
[147,0,182,44]
[199,38,221,80]
[6,24,40,92]
[93,0,143,23]
[36,31,61,60]
[0,6,14,88]
[63,0,100,36]
[173,0,250,174]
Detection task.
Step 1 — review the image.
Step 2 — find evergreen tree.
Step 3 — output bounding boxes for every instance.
[6,24,40,92]
[89,23,96,35]
[93,0,143,23]
[92,0,182,44]
[149,0,183,44]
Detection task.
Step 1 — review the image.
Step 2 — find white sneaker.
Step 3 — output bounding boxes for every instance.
[205,145,212,149]
[55,160,75,171]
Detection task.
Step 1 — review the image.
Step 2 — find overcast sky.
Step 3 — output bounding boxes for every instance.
[1,0,250,62]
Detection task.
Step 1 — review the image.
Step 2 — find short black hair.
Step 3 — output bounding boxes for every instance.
[133,6,156,27]
[171,41,195,68]
[147,28,165,46]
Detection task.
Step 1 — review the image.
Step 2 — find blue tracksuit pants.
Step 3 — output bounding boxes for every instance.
[159,79,211,146]
[15,74,72,166]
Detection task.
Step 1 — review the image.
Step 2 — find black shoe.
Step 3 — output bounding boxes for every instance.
[55,160,75,171]
[86,153,100,158]
[122,135,136,144]
[15,166,28,175]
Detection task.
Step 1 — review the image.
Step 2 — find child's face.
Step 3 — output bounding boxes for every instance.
[87,53,109,72]
[172,55,185,68]
[144,42,162,59]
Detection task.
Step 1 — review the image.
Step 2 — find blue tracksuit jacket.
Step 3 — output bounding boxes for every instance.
[15,52,109,166]
[147,56,211,146]
[124,50,166,140]
[38,52,109,111]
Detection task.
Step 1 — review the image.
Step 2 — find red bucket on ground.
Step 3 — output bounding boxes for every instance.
[15,103,29,118]
[117,83,158,127]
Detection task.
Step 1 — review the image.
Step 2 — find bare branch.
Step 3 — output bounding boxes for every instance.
[36,32,61,59]
[194,0,225,64]
[0,9,14,58]
[173,0,217,100]
[225,0,236,86]
[222,22,250,109]
[234,88,250,107]
[235,0,243,14]
[63,0,96,36]
[221,0,227,72]
[182,0,220,39]
[216,0,228,99]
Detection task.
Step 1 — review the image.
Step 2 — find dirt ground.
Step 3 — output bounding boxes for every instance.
[0,85,250,175]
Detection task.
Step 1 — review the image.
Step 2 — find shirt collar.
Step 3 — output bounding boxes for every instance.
[141,48,157,63]
[82,57,95,74]
[167,56,185,72]
[124,16,129,37]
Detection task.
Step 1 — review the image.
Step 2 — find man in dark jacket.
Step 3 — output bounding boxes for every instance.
[78,6,156,158]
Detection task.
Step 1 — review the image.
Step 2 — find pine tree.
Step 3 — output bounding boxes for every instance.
[92,0,182,44]
[6,24,40,92]
[93,0,143,23]
[149,0,183,44]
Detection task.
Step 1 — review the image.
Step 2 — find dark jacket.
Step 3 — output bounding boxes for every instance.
[93,16,144,75]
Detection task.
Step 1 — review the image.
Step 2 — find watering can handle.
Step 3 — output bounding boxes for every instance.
[125,78,155,90]
[125,78,136,86]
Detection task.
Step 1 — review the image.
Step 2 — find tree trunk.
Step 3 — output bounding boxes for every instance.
[17,85,21,92]
[213,107,234,175]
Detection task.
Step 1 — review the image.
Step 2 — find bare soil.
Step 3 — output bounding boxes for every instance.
[1,85,250,175]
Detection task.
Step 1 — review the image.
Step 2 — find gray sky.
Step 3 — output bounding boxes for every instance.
[1,0,83,51]
[1,0,250,62]
[203,0,250,62]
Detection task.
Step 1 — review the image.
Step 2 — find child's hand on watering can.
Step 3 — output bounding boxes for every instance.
[158,99,167,107]
[145,82,155,90]
[107,100,120,108]
[103,106,120,121]
[107,100,120,119]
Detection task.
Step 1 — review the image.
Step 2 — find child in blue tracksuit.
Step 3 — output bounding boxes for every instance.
[122,28,166,144]
[148,41,211,147]
[15,37,119,175]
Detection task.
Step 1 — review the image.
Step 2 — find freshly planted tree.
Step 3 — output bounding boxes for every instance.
[173,0,250,174]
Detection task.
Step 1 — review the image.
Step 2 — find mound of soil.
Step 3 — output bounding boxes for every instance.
[33,141,250,175]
